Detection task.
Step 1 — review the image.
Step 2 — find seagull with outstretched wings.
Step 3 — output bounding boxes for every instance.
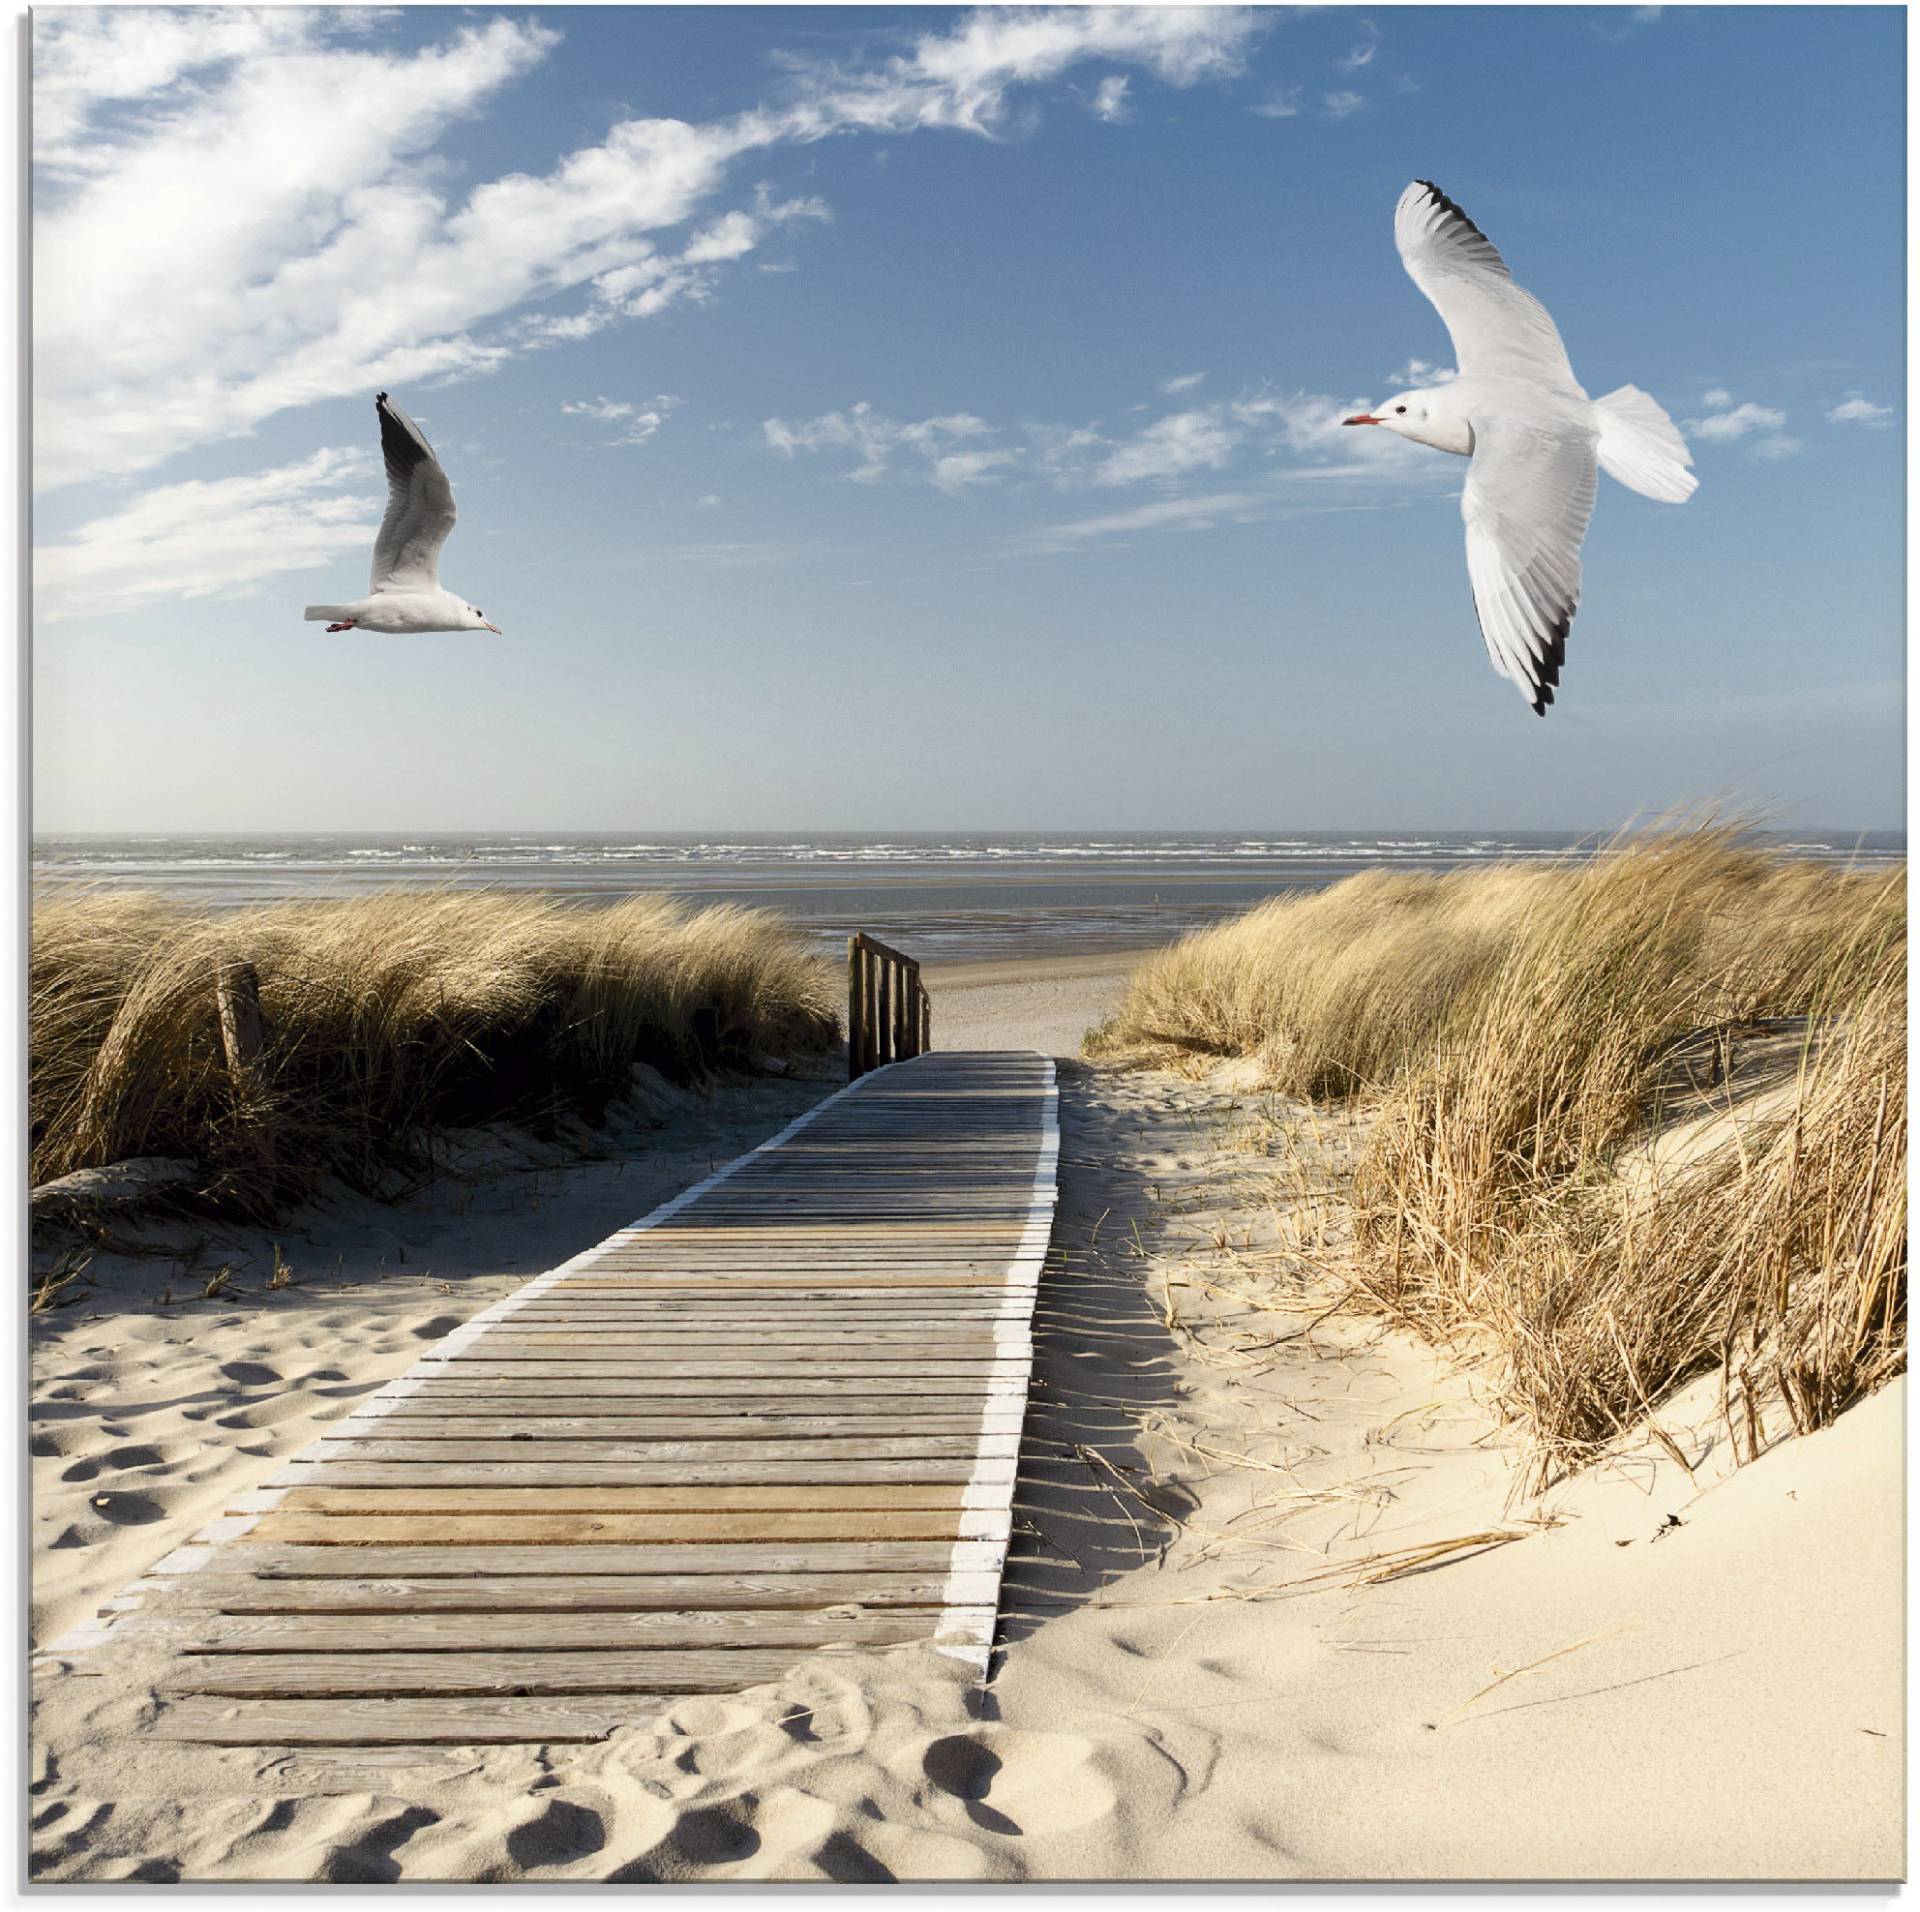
[305,393,500,636]
[1343,181,1695,713]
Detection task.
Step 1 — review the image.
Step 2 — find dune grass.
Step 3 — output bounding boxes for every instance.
[31,888,840,1219]
[1090,823,1906,1472]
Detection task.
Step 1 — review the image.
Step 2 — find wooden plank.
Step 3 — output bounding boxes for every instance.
[280,1466,998,1497]
[246,1511,976,1546]
[314,1438,1013,1463]
[204,1541,987,1577]
[340,1415,1005,1438]
[391,1377,1016,1399]
[181,1609,944,1653]
[271,1484,972,1514]
[142,1572,969,1612]
[154,1696,658,1745]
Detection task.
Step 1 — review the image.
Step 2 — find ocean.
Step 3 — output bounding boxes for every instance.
[30,830,1904,967]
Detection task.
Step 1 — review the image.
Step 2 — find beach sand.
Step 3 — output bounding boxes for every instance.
[29,955,1904,1881]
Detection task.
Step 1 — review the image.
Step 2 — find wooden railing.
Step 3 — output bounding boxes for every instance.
[847,933,931,1079]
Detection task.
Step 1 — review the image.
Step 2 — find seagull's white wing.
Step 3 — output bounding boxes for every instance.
[1395,180,1580,390]
[371,392,457,593]
[1461,413,1597,715]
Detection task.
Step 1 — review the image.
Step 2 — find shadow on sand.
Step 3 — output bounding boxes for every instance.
[991,1060,1198,1665]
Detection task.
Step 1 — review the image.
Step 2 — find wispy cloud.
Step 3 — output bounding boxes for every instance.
[36,448,378,621]
[1686,392,1800,461]
[1161,371,1207,394]
[1592,5,1663,43]
[1089,74,1132,122]
[1249,86,1303,119]
[1093,408,1239,486]
[1321,90,1368,120]
[1828,392,1895,427]
[562,394,681,446]
[1335,21,1380,72]
[763,402,1013,493]
[1385,357,1456,388]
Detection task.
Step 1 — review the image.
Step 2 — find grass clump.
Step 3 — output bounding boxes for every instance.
[31,888,839,1219]
[1093,821,1906,1472]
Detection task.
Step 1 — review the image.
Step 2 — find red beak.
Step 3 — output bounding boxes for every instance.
[482,621,502,634]
[1342,413,1383,427]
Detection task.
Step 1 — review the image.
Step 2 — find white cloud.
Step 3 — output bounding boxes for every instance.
[1250,87,1303,118]
[1384,357,1457,388]
[1161,371,1207,394]
[1828,393,1895,427]
[1022,490,1266,550]
[564,394,680,446]
[1321,90,1368,120]
[1335,22,1380,72]
[763,403,1007,492]
[562,397,636,422]
[35,448,378,622]
[35,6,1265,495]
[1090,75,1132,122]
[1689,400,1787,440]
[1700,387,1733,408]
[1592,5,1663,42]
[1093,408,1239,486]
[1686,394,1800,461]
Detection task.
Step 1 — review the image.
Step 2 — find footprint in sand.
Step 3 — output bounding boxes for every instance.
[502,1795,607,1870]
[218,1361,281,1388]
[921,1729,1116,1837]
[410,1315,463,1340]
[84,1490,168,1527]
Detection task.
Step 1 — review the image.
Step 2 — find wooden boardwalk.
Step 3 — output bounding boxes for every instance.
[68,1051,1058,1749]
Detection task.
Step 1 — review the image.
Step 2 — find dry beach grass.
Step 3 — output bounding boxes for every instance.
[30,889,839,1220]
[1091,824,1907,1475]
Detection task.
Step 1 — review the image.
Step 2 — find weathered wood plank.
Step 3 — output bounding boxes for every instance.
[181,1608,953,1653]
[315,1437,1015,1463]
[277,1459,995,1488]
[341,1405,1006,1435]
[165,1646,892,1698]
[203,1541,988,1577]
[271,1484,973,1514]
[154,1696,659,1745]
[246,1510,979,1546]
[140,1572,971,1612]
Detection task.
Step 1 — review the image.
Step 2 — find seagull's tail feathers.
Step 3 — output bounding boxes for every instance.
[304,605,353,622]
[1594,385,1697,503]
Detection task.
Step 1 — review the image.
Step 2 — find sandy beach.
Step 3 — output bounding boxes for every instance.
[29,952,1904,1881]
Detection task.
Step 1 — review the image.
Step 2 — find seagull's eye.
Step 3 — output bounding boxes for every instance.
[1395,405,1407,415]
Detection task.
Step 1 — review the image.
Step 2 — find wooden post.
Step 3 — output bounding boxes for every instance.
[863,943,879,1074]
[215,960,264,1082]
[920,986,932,1057]
[876,956,893,1068]
[847,937,863,1081]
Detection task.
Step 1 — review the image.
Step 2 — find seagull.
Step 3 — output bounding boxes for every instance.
[304,392,500,635]
[1344,181,1695,714]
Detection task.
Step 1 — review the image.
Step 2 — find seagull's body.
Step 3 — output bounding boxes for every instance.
[305,392,499,636]
[1345,181,1695,713]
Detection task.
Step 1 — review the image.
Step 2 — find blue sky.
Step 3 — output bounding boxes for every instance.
[32,5,1905,833]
